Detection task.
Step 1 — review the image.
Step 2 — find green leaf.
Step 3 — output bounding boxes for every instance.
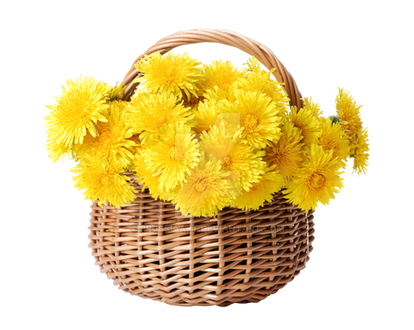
[329,115,340,125]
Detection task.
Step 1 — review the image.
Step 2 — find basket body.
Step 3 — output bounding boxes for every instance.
[88,29,315,307]
[89,176,315,306]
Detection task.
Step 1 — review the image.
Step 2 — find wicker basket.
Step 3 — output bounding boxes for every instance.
[88,29,315,307]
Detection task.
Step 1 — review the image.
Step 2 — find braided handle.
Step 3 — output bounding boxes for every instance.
[121,28,302,109]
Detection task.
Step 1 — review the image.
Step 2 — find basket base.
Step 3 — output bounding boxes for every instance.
[122,263,311,307]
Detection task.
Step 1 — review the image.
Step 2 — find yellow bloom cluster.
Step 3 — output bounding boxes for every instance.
[45,53,369,214]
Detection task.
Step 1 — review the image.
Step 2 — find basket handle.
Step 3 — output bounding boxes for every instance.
[121,28,302,109]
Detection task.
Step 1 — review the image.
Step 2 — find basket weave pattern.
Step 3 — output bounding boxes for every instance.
[88,29,315,306]
[89,176,315,306]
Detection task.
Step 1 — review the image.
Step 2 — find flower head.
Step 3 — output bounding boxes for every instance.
[134,52,204,99]
[133,153,172,201]
[200,123,266,193]
[283,144,344,211]
[335,88,368,174]
[194,97,242,137]
[45,76,110,161]
[302,97,323,118]
[351,127,369,174]
[171,154,231,217]
[245,56,267,75]
[264,121,304,179]
[202,60,247,92]
[204,85,237,103]
[236,57,290,117]
[73,100,136,168]
[317,117,350,168]
[140,122,200,191]
[288,105,321,147]
[126,91,194,144]
[45,126,74,163]
[232,166,284,211]
[192,99,219,134]
[106,83,126,102]
[71,154,136,208]
[218,89,283,148]
[336,88,363,135]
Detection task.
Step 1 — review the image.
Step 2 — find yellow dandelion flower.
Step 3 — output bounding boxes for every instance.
[317,117,350,168]
[71,154,136,208]
[130,89,154,100]
[171,154,231,217]
[236,57,290,117]
[133,153,172,201]
[193,98,241,137]
[45,76,110,161]
[283,144,344,211]
[140,122,200,191]
[288,105,321,147]
[231,166,284,211]
[126,91,194,144]
[200,123,266,193]
[336,88,363,134]
[351,127,369,175]
[45,126,74,162]
[204,85,237,103]
[106,83,126,102]
[335,89,368,174]
[264,121,304,179]
[193,99,219,134]
[303,97,323,118]
[246,56,267,75]
[134,52,204,99]
[218,89,283,148]
[202,60,247,92]
[74,101,136,168]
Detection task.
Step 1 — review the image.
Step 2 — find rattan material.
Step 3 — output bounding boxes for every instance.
[121,29,303,109]
[88,29,315,306]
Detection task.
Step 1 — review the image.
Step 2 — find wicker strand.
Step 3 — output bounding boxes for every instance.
[120,29,303,109]
[89,175,315,306]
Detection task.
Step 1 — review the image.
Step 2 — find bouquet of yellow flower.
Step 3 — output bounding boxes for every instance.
[45,52,369,217]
